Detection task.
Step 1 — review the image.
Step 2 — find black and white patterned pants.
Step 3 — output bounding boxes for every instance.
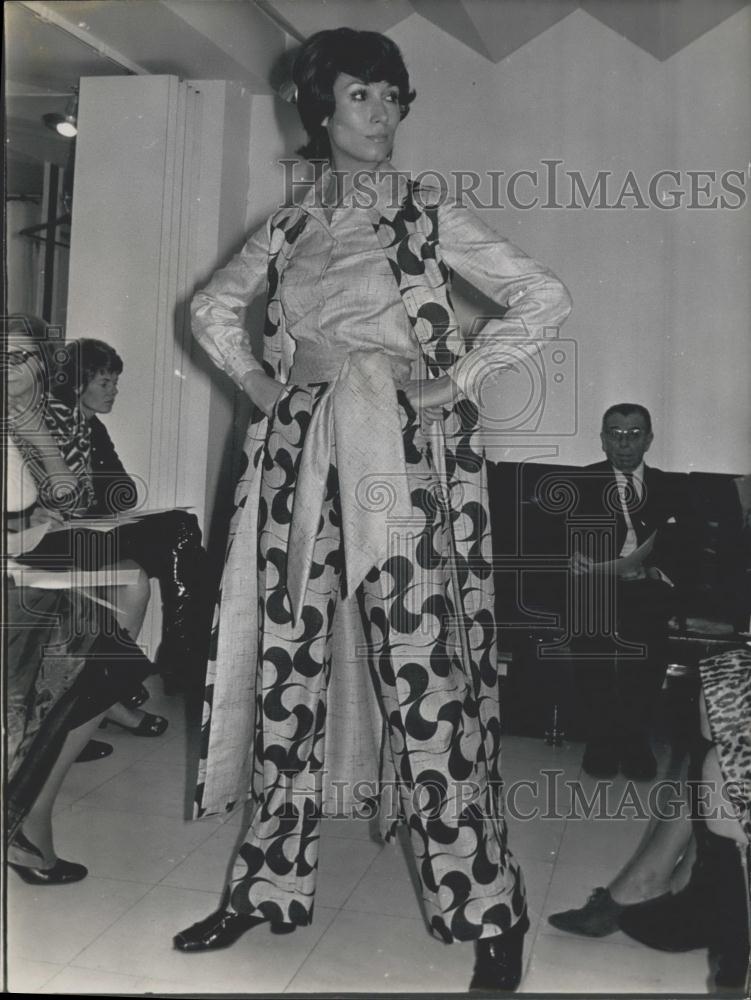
[227,383,526,943]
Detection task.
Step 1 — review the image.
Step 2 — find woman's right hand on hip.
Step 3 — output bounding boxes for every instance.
[241,370,287,417]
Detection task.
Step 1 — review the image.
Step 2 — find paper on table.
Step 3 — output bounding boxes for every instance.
[5,561,139,615]
[5,562,142,590]
[46,506,194,533]
[5,559,141,590]
[593,530,657,577]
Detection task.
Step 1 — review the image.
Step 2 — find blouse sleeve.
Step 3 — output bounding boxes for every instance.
[190,217,272,388]
[89,417,139,514]
[436,198,573,406]
[6,438,38,514]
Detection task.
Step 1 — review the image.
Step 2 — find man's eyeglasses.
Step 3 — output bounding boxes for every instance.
[604,427,646,442]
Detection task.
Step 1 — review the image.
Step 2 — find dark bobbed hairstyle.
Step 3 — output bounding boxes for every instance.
[52,338,124,407]
[602,402,653,435]
[293,28,416,162]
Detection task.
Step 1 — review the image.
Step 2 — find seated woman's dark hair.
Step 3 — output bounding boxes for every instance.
[293,28,416,162]
[52,338,124,406]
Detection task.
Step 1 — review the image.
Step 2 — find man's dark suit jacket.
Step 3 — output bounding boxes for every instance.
[572,460,690,586]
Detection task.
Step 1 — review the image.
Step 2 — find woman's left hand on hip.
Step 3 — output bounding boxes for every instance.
[403,376,456,418]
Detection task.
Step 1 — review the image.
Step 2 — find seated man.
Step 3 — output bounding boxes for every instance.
[570,403,687,780]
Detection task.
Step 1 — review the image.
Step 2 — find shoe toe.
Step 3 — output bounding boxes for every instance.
[75,740,114,762]
[548,888,623,937]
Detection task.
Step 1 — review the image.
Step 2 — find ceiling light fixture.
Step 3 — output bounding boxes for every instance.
[43,87,79,138]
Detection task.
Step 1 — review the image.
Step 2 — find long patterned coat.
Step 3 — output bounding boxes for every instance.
[193,173,572,828]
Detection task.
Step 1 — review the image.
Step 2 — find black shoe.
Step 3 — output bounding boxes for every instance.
[75,739,114,763]
[620,828,748,964]
[469,912,529,992]
[549,887,672,938]
[620,741,657,781]
[173,907,295,952]
[619,889,712,951]
[548,887,623,937]
[8,833,88,886]
[122,684,150,710]
[582,741,619,778]
[9,858,88,885]
[101,712,168,737]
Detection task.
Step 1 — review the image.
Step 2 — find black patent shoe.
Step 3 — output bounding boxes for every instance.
[75,739,114,763]
[470,912,529,992]
[101,712,168,737]
[122,684,150,710]
[9,858,88,884]
[173,906,295,953]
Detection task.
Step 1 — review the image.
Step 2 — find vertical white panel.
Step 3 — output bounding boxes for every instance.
[68,75,177,507]
[67,76,255,530]
[66,74,255,652]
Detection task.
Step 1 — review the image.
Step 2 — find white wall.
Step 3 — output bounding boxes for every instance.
[6,199,42,317]
[386,8,750,472]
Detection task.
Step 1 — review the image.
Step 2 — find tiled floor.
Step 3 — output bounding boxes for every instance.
[6,679,718,995]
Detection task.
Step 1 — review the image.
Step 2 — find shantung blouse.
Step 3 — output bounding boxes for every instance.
[192,165,573,612]
[192,164,572,406]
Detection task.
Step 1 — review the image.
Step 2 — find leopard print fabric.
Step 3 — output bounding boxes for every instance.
[699,647,751,843]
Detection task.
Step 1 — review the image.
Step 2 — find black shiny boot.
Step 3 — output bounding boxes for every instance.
[155,514,209,694]
[470,912,529,992]
[116,510,209,695]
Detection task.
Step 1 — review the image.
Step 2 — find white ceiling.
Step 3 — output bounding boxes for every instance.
[5,0,293,183]
[7,1,750,183]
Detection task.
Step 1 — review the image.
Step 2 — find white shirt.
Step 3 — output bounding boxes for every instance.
[612,462,644,557]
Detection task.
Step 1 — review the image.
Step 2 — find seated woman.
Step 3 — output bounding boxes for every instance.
[549,651,750,990]
[24,333,209,698]
[6,351,155,882]
[7,321,167,744]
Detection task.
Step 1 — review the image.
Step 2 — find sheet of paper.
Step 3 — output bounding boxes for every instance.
[46,506,193,533]
[6,563,143,590]
[593,530,657,577]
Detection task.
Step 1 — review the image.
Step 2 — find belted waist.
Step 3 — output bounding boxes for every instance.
[285,350,414,623]
[289,344,413,386]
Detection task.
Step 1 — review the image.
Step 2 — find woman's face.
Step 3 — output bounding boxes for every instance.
[4,335,44,402]
[80,369,119,417]
[324,73,402,174]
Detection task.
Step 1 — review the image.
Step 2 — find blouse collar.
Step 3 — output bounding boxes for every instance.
[298,159,411,223]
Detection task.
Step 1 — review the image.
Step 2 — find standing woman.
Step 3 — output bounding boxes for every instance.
[175,28,572,991]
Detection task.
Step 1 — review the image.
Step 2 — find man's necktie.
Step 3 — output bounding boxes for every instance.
[622,471,638,513]
[623,471,648,543]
